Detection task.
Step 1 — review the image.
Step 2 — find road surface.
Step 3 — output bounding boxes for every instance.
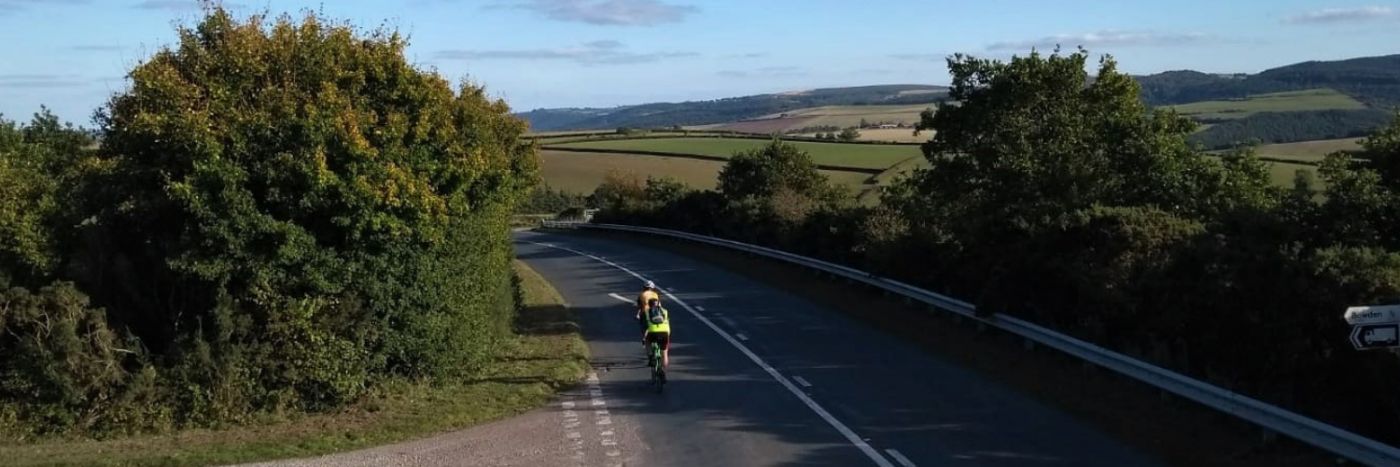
[252,230,1160,466]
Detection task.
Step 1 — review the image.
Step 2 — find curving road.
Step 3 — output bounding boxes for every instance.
[508,230,1158,467]
[254,230,1161,466]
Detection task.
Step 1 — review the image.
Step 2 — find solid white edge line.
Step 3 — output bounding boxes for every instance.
[523,239,895,467]
[885,449,916,467]
[608,293,633,304]
[793,376,813,388]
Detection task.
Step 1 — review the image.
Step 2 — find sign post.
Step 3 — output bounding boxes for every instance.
[1344,305,1400,352]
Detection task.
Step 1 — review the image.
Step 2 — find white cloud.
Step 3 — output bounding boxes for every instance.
[1285,6,1398,24]
[0,0,88,15]
[890,53,948,62]
[715,66,806,78]
[988,30,1213,51]
[0,74,90,88]
[489,0,697,26]
[435,41,697,65]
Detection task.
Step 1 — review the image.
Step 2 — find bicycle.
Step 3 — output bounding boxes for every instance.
[648,340,666,393]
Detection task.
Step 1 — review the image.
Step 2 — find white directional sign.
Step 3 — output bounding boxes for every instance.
[1351,323,1400,350]
[1343,305,1400,325]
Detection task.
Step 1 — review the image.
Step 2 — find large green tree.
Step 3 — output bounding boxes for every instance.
[49,6,536,424]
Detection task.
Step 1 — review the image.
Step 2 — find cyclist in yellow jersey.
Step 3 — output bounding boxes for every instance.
[641,297,671,368]
[636,280,661,331]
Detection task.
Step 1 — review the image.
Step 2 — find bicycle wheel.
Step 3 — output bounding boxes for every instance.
[650,343,665,393]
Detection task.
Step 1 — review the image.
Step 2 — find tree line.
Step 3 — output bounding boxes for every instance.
[593,50,1400,444]
[0,8,536,437]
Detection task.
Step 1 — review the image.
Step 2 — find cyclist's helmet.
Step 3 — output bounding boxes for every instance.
[645,280,656,290]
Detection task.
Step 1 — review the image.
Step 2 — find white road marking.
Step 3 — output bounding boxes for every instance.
[596,418,612,425]
[720,317,738,328]
[562,401,575,409]
[524,240,895,467]
[608,293,633,304]
[793,376,813,388]
[696,306,706,311]
[885,449,917,467]
[735,332,749,341]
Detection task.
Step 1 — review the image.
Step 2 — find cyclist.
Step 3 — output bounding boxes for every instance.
[641,297,671,368]
[636,280,661,332]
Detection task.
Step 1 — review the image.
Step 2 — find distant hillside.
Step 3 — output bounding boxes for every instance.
[1136,54,1400,108]
[517,84,947,131]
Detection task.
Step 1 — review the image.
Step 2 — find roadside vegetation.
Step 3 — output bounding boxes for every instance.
[591,49,1400,446]
[0,6,576,461]
[0,261,585,466]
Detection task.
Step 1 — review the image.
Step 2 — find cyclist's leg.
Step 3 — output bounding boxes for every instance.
[658,332,671,367]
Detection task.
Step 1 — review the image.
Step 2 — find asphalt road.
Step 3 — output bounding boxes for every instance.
[510,230,1161,467]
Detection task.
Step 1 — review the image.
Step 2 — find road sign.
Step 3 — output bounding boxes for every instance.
[1351,323,1400,350]
[1344,305,1400,325]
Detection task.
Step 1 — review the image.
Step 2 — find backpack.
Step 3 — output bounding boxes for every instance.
[647,304,666,324]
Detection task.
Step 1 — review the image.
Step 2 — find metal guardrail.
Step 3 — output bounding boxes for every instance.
[538,220,1400,466]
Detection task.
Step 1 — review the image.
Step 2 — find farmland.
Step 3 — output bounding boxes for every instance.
[1254,137,1363,162]
[539,149,876,195]
[1166,88,1365,121]
[548,137,919,169]
[705,104,934,134]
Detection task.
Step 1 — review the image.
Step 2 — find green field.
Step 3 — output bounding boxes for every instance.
[1254,137,1363,162]
[540,149,875,195]
[1166,88,1365,121]
[548,137,919,169]
[1268,161,1320,189]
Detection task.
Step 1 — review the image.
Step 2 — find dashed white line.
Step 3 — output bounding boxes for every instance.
[719,317,738,328]
[524,240,895,467]
[696,306,706,311]
[608,293,633,304]
[735,332,749,341]
[793,376,813,388]
[885,449,917,467]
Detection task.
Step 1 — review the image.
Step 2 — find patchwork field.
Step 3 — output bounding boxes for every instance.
[548,137,919,169]
[1254,137,1363,162]
[799,128,932,143]
[539,149,875,195]
[1166,88,1365,121]
[706,104,936,134]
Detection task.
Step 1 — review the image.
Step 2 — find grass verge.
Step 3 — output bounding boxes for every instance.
[574,229,1339,467]
[1,260,586,467]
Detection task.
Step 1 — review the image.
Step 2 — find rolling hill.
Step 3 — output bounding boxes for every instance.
[1136,53,1400,108]
[517,84,947,131]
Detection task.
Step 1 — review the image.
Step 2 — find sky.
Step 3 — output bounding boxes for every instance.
[2,0,1400,124]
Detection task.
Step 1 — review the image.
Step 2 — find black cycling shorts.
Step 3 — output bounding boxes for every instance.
[645,331,671,351]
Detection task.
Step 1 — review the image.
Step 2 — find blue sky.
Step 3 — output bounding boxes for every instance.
[2,0,1399,124]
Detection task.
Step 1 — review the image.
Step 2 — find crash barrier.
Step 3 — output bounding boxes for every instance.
[538,220,1400,466]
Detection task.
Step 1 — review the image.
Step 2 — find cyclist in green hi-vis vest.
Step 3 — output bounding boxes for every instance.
[642,297,672,368]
